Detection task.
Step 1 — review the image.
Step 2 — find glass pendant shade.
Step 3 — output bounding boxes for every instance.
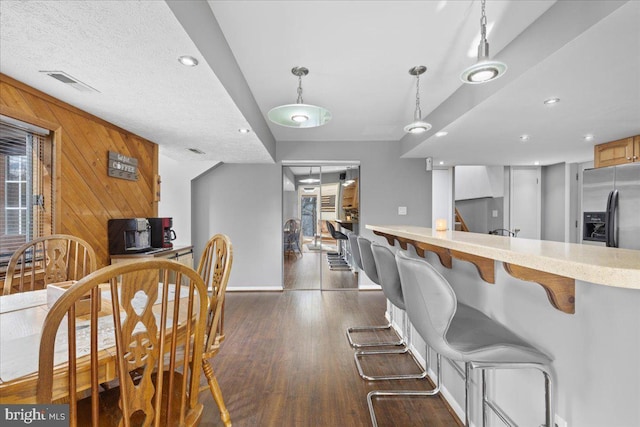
[460,59,507,84]
[404,120,432,134]
[268,103,332,128]
[268,66,331,128]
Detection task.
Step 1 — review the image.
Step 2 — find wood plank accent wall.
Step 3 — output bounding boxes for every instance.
[0,74,158,268]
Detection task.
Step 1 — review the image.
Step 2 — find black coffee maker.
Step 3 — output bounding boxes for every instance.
[108,218,152,254]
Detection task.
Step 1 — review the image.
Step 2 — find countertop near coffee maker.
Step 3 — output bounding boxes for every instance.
[110,245,194,267]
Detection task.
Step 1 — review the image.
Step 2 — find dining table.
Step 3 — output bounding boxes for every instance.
[0,283,196,404]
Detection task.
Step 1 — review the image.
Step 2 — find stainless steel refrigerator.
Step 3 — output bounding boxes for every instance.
[581,163,640,249]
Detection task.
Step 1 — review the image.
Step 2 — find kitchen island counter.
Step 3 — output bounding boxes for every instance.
[367,225,639,290]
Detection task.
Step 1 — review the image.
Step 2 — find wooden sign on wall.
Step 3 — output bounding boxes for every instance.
[108,151,138,181]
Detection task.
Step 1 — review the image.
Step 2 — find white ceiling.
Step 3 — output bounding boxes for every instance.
[1,1,638,167]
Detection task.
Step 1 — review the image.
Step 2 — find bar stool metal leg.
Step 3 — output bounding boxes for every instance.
[346,323,404,349]
[354,311,426,381]
[473,362,555,427]
[465,362,472,427]
[367,353,442,427]
[482,369,488,427]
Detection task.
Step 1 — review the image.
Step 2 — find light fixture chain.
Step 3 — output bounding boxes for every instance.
[415,74,421,111]
[480,0,487,39]
[414,73,422,119]
[297,74,304,104]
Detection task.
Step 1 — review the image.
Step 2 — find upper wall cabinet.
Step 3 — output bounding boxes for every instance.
[342,178,359,210]
[594,136,639,168]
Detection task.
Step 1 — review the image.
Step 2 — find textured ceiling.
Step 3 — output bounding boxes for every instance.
[1,1,638,167]
[0,0,272,163]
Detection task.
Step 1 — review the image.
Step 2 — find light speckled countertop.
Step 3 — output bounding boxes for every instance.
[367,225,640,289]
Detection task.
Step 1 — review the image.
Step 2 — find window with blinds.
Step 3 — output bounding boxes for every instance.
[0,118,53,263]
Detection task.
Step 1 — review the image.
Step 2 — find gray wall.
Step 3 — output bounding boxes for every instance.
[192,140,432,289]
[542,163,567,242]
[192,163,283,289]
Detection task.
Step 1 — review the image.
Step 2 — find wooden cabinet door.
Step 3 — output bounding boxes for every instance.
[594,137,634,168]
[634,136,640,162]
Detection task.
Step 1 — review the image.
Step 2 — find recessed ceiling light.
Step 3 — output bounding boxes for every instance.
[584,134,595,141]
[439,161,445,165]
[238,128,251,134]
[520,134,530,141]
[178,56,199,67]
[534,161,540,165]
[435,131,448,137]
[544,97,560,105]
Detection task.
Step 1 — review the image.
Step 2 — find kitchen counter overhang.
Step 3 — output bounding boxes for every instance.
[367,225,640,314]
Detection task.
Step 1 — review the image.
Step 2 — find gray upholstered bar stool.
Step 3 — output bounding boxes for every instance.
[369,250,555,427]
[346,233,404,349]
[353,241,427,381]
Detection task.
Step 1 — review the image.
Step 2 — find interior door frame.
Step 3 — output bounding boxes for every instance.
[281,160,361,291]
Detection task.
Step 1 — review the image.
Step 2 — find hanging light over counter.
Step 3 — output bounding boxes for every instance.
[268,67,331,128]
[404,66,432,134]
[460,0,507,84]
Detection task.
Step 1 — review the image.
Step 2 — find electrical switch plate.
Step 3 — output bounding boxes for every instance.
[492,210,498,218]
[555,414,568,427]
[398,206,407,215]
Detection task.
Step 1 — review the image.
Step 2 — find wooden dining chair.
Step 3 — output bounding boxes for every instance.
[3,234,97,295]
[196,234,233,427]
[36,259,209,427]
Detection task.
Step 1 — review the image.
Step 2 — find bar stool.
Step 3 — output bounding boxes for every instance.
[346,235,404,349]
[369,250,555,427]
[353,241,427,381]
[326,220,348,256]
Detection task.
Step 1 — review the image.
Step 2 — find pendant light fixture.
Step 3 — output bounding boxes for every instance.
[268,67,331,128]
[299,167,320,184]
[460,0,507,84]
[404,66,432,134]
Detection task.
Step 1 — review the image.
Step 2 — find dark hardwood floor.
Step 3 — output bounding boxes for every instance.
[199,291,462,427]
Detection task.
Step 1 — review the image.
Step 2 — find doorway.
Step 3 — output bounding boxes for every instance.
[282,163,360,290]
[510,167,541,239]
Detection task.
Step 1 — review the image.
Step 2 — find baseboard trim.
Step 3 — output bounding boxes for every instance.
[227,286,283,292]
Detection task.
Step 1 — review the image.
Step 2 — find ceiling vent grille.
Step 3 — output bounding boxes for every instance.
[39,71,100,93]
[188,148,205,154]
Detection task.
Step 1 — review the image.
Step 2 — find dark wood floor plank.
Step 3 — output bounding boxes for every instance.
[199,291,462,427]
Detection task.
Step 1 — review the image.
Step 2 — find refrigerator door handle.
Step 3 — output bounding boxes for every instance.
[605,191,612,247]
[605,190,619,247]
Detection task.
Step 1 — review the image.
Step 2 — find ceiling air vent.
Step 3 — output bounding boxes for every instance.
[39,71,100,93]
[188,148,205,154]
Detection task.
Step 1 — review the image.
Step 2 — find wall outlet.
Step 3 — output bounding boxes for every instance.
[554,414,568,427]
[398,206,407,216]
